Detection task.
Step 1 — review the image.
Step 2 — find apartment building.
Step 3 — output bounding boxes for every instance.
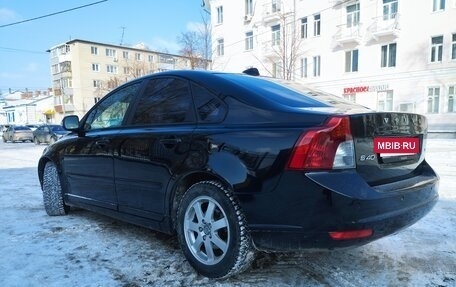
[208,0,456,134]
[49,39,195,121]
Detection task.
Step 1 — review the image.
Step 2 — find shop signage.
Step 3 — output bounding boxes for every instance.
[343,84,389,94]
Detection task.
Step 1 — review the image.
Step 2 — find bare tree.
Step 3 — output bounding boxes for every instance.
[265,11,303,80]
[178,12,211,70]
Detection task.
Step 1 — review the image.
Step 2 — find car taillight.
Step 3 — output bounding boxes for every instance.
[287,116,355,170]
[329,229,373,240]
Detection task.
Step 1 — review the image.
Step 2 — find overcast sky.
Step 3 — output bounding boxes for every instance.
[0,0,207,93]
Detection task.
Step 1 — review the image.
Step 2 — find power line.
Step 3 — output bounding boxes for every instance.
[0,0,109,28]
[0,46,48,54]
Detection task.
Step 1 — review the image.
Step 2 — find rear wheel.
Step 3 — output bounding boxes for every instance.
[176,181,255,278]
[42,162,68,216]
[34,137,40,145]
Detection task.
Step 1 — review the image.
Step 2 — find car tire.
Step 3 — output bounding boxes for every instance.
[42,162,69,216]
[176,181,255,278]
[34,137,40,145]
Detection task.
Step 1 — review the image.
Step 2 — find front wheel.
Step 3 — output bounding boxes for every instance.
[42,162,69,216]
[176,181,255,278]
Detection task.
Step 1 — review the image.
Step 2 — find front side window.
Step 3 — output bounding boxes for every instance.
[85,82,141,130]
[313,14,321,36]
[381,43,397,67]
[431,36,443,62]
[245,31,254,50]
[345,49,359,72]
[272,24,281,46]
[427,87,440,113]
[301,17,308,39]
[346,3,360,28]
[217,38,224,56]
[383,0,398,20]
[432,0,445,11]
[217,6,223,24]
[131,78,193,125]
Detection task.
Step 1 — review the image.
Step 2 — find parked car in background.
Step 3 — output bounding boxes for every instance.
[26,124,39,131]
[2,125,33,142]
[33,124,70,145]
[37,70,439,278]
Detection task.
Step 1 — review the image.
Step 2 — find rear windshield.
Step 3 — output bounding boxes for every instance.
[219,74,358,108]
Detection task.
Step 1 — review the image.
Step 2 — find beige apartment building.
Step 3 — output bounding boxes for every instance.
[207,0,456,134]
[49,39,196,122]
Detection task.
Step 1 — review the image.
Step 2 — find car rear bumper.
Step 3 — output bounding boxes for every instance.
[243,161,439,251]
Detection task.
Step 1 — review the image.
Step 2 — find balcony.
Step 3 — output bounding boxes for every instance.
[54,104,75,114]
[369,14,400,40]
[262,42,281,58]
[333,23,363,46]
[262,1,283,23]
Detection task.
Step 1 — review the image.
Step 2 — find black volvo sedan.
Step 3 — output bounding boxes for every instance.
[38,70,439,278]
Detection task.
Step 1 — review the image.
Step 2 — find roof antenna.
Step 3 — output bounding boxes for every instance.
[120,26,126,46]
[243,67,260,76]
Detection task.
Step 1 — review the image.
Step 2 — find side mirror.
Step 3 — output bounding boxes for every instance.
[62,115,80,131]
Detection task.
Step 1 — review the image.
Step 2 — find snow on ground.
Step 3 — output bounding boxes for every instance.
[0,139,455,287]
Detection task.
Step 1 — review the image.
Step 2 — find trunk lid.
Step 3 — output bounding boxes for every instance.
[349,113,427,185]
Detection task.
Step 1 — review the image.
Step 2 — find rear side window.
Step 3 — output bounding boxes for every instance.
[131,78,194,125]
[191,83,226,123]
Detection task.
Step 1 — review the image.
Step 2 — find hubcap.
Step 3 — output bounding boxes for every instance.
[183,196,230,265]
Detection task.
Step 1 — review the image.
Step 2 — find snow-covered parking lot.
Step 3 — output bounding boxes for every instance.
[0,139,455,287]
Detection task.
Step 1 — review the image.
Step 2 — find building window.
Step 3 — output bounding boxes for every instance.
[123,51,129,59]
[452,33,456,60]
[94,97,101,104]
[377,91,393,111]
[345,49,359,72]
[91,46,98,55]
[148,55,154,62]
[106,48,116,58]
[272,0,281,13]
[124,67,130,74]
[301,17,308,39]
[431,36,443,62]
[217,38,224,56]
[344,94,356,103]
[216,6,223,24]
[245,0,253,15]
[427,87,440,113]
[399,103,415,112]
[449,85,455,112]
[346,3,360,28]
[432,0,445,11]
[135,53,142,61]
[273,62,283,78]
[272,24,281,46]
[313,14,321,36]
[245,31,254,50]
[93,80,102,88]
[92,63,100,72]
[383,0,398,20]
[313,55,321,77]
[107,65,118,74]
[300,57,308,78]
[381,43,397,67]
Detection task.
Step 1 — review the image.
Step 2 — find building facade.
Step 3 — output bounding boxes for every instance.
[49,39,196,121]
[208,0,456,133]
